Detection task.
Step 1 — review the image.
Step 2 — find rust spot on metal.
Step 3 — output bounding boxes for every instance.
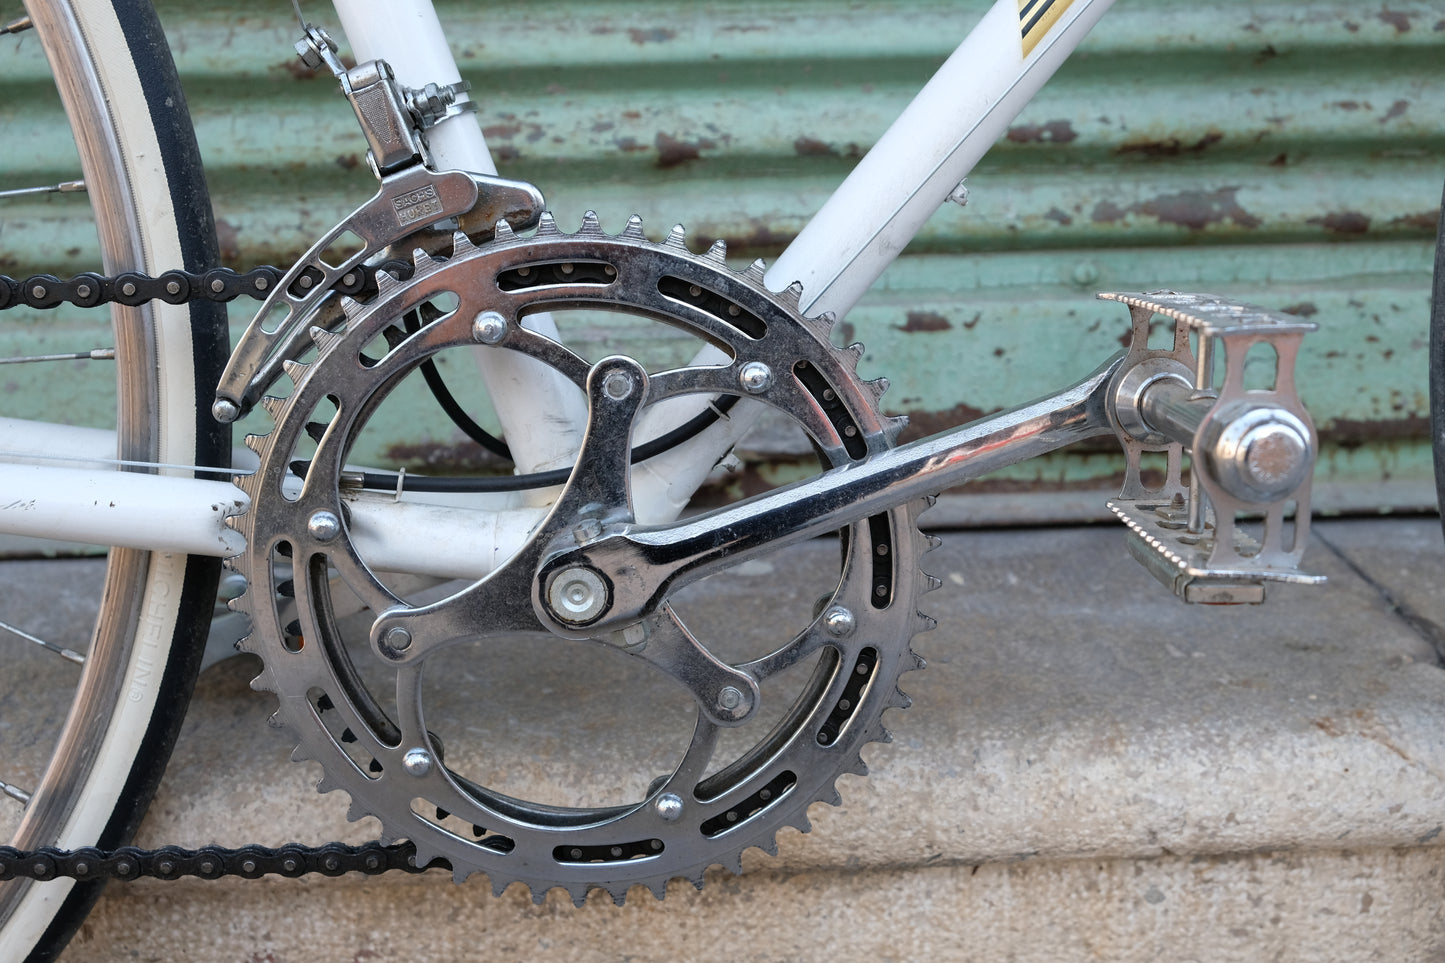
[655,132,715,168]
[896,402,990,444]
[591,121,616,133]
[334,154,360,170]
[1377,9,1411,32]
[897,311,952,333]
[1333,100,1363,111]
[383,440,508,475]
[793,137,837,157]
[1132,188,1261,231]
[1324,414,1428,446]
[1344,20,1361,32]
[1436,18,1445,31]
[720,223,793,255]
[622,110,642,120]
[1380,99,1409,123]
[1389,211,1440,231]
[1117,131,1223,157]
[1269,153,1288,167]
[1281,302,1318,317]
[482,123,523,140]
[1309,211,1371,234]
[1006,120,1077,144]
[628,27,677,44]
[1091,200,1127,224]
[1045,207,1073,225]
[614,137,647,153]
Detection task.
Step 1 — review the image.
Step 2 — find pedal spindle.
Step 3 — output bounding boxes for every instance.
[1101,291,1325,604]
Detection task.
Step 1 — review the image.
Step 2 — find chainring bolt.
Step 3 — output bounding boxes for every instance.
[718,686,744,711]
[307,510,342,542]
[383,626,413,652]
[739,361,773,394]
[822,605,856,637]
[210,278,225,293]
[403,747,433,776]
[602,370,634,400]
[472,310,507,344]
[572,518,603,545]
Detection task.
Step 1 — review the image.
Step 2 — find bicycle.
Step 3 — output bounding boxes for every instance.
[0,0,1429,959]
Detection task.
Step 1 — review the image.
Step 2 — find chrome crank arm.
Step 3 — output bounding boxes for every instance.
[541,353,1124,634]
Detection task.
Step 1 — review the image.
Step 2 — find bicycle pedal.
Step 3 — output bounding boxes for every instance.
[1108,497,1324,604]
[1100,291,1327,604]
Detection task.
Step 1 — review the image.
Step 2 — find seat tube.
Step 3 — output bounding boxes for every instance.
[330,0,589,492]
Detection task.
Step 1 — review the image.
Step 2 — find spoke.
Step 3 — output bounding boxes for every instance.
[0,619,83,665]
[0,348,113,365]
[0,779,30,806]
[0,179,84,200]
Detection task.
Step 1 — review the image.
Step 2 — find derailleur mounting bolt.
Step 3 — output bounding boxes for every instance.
[739,361,773,394]
[307,510,342,542]
[822,605,856,637]
[472,310,507,344]
[402,747,432,777]
[383,626,413,652]
[654,792,684,821]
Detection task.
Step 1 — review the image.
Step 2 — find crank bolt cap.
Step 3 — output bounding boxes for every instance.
[654,792,684,821]
[383,626,413,652]
[307,510,341,542]
[402,747,432,777]
[548,567,609,624]
[739,361,773,394]
[822,605,856,637]
[472,310,507,344]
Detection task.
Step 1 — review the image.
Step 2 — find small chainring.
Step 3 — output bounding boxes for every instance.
[229,212,934,904]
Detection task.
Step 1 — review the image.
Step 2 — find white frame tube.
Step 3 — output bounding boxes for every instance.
[0,462,540,581]
[769,0,1116,317]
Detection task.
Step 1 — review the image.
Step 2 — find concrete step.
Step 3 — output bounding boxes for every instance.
[14,517,1445,961]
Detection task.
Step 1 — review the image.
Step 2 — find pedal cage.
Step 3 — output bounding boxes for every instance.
[1100,292,1327,604]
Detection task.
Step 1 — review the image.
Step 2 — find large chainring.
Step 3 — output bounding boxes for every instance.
[229,212,933,904]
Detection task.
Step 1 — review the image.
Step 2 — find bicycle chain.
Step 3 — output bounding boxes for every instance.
[1,257,435,882]
[0,260,413,311]
[0,841,445,882]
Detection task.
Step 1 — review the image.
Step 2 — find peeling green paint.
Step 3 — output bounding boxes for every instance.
[0,0,1437,516]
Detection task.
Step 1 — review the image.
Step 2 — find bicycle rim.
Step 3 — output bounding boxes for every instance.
[0,2,226,958]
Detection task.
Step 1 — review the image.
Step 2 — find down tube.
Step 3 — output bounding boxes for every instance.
[768,0,1116,318]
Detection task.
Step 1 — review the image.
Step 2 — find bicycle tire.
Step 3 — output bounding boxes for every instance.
[0,2,227,959]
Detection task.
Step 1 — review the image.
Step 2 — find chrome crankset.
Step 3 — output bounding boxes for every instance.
[228,214,934,903]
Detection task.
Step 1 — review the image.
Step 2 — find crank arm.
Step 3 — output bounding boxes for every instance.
[549,353,1124,632]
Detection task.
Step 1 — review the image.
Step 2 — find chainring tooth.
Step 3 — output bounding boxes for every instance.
[230,212,931,902]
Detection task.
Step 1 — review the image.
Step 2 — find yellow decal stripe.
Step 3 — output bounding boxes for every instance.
[1019,0,1077,59]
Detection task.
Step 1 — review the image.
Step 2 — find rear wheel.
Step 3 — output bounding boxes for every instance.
[0,2,226,958]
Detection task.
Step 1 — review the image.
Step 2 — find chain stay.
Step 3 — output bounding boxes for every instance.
[0,840,445,882]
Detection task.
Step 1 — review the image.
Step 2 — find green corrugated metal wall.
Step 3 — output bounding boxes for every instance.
[2,1,1441,520]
